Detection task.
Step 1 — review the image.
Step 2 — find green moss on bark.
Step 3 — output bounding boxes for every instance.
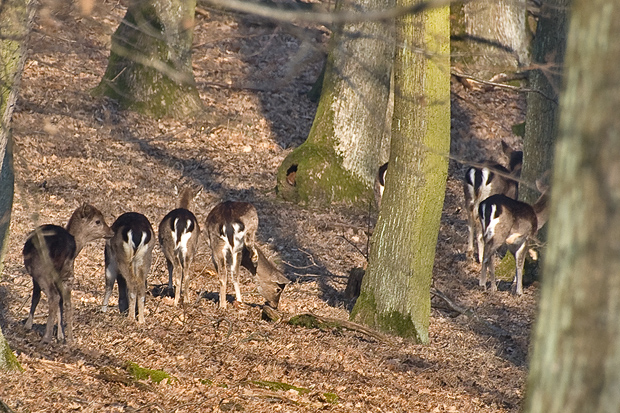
[351,290,424,342]
[94,0,202,119]
[276,142,372,206]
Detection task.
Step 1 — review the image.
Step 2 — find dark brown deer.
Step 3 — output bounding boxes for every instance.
[464,141,523,262]
[23,204,113,343]
[205,201,258,309]
[478,178,549,295]
[102,212,155,323]
[240,245,289,309]
[159,187,201,306]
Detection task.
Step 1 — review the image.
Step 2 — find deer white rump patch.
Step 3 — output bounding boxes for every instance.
[172,218,194,256]
[481,203,500,241]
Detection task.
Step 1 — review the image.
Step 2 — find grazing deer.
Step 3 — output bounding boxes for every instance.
[464,141,523,262]
[158,187,201,306]
[374,162,389,208]
[23,204,113,343]
[102,212,155,323]
[240,245,289,309]
[205,201,258,309]
[478,178,549,295]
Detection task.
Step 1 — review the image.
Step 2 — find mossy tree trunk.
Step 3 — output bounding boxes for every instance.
[94,0,203,119]
[523,1,620,411]
[0,0,33,371]
[520,0,571,204]
[351,0,450,342]
[276,0,395,206]
[452,0,529,79]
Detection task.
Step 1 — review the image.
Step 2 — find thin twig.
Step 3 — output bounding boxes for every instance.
[431,287,511,337]
[451,70,558,104]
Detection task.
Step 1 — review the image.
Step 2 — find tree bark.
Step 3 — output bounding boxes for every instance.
[520,0,571,204]
[0,0,32,371]
[94,0,203,119]
[524,1,620,411]
[452,0,529,79]
[351,0,450,342]
[276,0,394,206]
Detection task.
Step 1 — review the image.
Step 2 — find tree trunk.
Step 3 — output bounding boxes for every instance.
[524,1,620,411]
[520,0,571,204]
[276,0,394,206]
[94,0,203,119]
[351,1,450,342]
[452,0,529,79]
[0,0,33,371]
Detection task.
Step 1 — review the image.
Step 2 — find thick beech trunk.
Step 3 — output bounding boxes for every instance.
[95,0,203,119]
[351,1,450,342]
[276,0,394,206]
[0,0,33,371]
[520,0,571,204]
[524,1,620,411]
[452,0,529,79]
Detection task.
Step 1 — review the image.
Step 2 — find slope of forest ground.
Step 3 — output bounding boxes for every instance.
[0,1,535,412]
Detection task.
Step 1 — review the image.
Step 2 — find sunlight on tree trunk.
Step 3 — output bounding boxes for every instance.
[276,0,395,206]
[452,0,529,79]
[0,0,33,371]
[520,0,571,205]
[351,1,450,342]
[94,0,203,119]
[524,1,620,411]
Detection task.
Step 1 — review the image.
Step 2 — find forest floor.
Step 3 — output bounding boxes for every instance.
[0,1,534,412]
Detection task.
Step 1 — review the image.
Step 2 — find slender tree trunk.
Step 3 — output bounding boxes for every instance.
[276,0,394,206]
[0,0,33,371]
[452,0,529,79]
[94,0,203,119]
[520,0,571,204]
[524,1,620,411]
[351,1,450,342]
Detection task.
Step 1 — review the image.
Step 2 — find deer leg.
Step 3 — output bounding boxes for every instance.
[136,274,146,324]
[26,280,41,329]
[231,251,243,304]
[43,289,60,343]
[214,253,228,309]
[102,261,117,313]
[61,285,73,343]
[165,258,174,294]
[512,241,528,296]
[475,224,485,264]
[117,274,129,314]
[481,241,499,292]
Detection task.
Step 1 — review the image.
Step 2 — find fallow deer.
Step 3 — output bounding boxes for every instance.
[158,187,201,306]
[102,212,155,323]
[374,162,389,208]
[23,204,113,343]
[205,201,258,309]
[478,178,549,295]
[240,245,289,309]
[464,141,523,262]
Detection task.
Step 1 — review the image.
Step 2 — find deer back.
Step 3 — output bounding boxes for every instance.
[206,201,258,253]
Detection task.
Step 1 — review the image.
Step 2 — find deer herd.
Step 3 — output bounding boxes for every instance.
[375,141,550,297]
[22,188,290,343]
[21,140,548,343]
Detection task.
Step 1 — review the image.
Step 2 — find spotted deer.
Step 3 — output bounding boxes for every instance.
[464,141,523,262]
[102,212,155,323]
[159,187,201,306]
[23,204,113,343]
[478,178,549,295]
[240,245,289,309]
[205,201,258,309]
